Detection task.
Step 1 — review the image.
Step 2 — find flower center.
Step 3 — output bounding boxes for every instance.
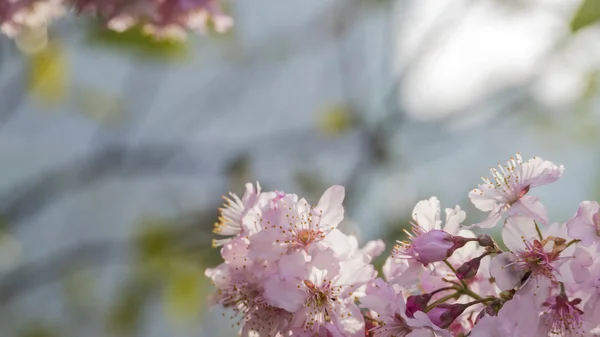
[297,229,319,245]
[513,240,559,281]
[543,295,584,335]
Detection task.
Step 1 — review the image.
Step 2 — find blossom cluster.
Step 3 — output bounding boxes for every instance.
[0,0,232,40]
[205,153,600,336]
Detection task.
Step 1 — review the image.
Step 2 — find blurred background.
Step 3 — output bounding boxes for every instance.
[0,0,600,335]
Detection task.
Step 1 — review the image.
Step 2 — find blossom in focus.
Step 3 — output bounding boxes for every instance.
[0,0,64,37]
[263,249,375,336]
[468,153,564,229]
[392,197,466,264]
[489,217,571,291]
[566,201,600,247]
[246,185,350,260]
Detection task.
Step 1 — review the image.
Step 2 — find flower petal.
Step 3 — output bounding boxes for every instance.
[489,252,523,291]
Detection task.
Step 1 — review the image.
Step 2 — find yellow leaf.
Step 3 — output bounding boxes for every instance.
[317,104,355,136]
[28,41,68,105]
[163,262,204,324]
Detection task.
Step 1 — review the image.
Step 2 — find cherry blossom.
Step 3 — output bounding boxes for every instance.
[468,153,564,229]
[204,155,600,336]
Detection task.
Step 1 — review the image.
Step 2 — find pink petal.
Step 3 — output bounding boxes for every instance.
[263,275,306,312]
[507,196,548,225]
[318,228,353,258]
[312,185,345,229]
[468,185,498,212]
[502,216,539,252]
[247,229,286,260]
[443,206,466,235]
[360,239,386,259]
[466,205,503,229]
[566,201,600,246]
[278,250,310,280]
[489,252,522,291]
[571,247,593,283]
[520,157,564,188]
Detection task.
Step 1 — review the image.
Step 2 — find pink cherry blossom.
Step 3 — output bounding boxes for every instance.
[567,201,600,247]
[247,186,349,260]
[205,261,293,335]
[489,217,571,291]
[468,153,564,229]
[263,249,375,336]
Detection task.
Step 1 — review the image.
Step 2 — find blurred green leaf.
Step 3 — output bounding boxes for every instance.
[294,171,326,200]
[317,104,355,136]
[19,323,60,337]
[163,262,207,324]
[28,41,68,105]
[134,218,177,273]
[571,0,600,32]
[62,271,96,310]
[107,284,147,336]
[85,25,190,61]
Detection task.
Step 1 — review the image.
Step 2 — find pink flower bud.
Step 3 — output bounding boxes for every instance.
[426,303,468,329]
[456,255,484,280]
[412,230,455,264]
[477,234,494,247]
[406,293,432,318]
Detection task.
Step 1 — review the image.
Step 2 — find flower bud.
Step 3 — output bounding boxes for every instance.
[426,303,468,329]
[412,230,455,264]
[477,234,494,247]
[406,293,432,318]
[456,255,484,280]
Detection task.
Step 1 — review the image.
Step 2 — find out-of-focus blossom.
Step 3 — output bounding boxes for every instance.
[1,0,233,39]
[468,153,564,229]
[0,0,64,37]
[69,0,233,40]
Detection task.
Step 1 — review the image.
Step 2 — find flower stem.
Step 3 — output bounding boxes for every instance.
[565,239,581,249]
[425,292,460,312]
[459,287,483,300]
[534,221,544,241]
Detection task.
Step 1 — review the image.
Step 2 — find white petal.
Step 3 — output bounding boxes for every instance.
[412,197,441,231]
[502,216,539,252]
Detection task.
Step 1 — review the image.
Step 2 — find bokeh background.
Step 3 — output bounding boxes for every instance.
[1,0,600,336]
